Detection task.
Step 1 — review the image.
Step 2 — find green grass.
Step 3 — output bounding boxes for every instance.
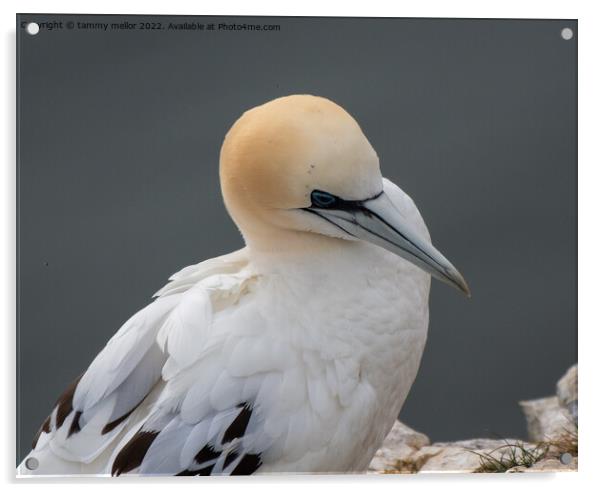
[472,440,549,473]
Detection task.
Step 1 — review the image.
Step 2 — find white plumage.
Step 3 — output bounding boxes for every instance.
[19,95,467,476]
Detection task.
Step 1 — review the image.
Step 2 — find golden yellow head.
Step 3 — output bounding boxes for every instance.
[220,95,382,238]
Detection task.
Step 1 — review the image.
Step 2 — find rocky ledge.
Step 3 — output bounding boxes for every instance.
[369,364,577,474]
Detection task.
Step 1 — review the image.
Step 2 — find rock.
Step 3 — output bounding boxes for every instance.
[520,365,578,442]
[368,420,430,473]
[369,366,578,474]
[416,446,484,472]
[405,446,445,471]
[557,364,578,425]
[519,396,572,442]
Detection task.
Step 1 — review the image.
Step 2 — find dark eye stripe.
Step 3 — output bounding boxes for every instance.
[308,189,384,212]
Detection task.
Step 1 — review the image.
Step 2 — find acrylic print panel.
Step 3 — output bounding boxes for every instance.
[16,14,577,476]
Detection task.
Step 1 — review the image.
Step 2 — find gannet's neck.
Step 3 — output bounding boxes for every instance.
[245,229,394,279]
[243,228,361,273]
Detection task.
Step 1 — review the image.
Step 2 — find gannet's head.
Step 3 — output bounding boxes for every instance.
[220,95,469,295]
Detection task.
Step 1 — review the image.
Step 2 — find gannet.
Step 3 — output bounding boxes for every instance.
[18,94,469,476]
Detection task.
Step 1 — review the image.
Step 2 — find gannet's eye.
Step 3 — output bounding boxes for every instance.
[310,190,338,209]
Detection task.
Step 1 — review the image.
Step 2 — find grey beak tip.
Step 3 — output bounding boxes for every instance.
[450,271,471,298]
[443,266,471,298]
[454,283,471,298]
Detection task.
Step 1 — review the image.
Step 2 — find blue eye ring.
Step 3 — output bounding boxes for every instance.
[310,190,338,208]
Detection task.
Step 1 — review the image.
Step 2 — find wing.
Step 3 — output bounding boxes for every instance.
[107,338,373,476]
[29,294,180,464]
[108,277,279,476]
[107,290,370,476]
[22,248,251,474]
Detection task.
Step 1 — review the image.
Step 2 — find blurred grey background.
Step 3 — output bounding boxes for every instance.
[17,15,577,462]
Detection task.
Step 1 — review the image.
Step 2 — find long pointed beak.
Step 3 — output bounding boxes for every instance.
[309,192,470,296]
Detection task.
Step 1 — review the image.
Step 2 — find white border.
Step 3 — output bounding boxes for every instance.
[2,1,600,491]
